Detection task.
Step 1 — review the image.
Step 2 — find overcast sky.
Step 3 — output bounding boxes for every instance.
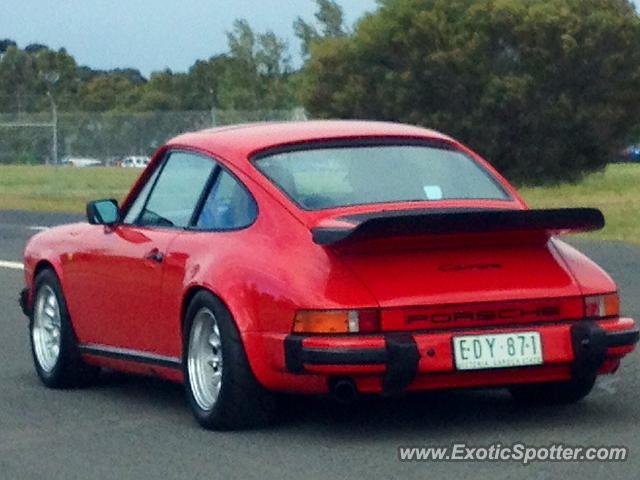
[0,0,377,77]
[1,0,637,78]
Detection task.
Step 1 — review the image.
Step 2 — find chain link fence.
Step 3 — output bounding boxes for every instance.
[0,108,308,165]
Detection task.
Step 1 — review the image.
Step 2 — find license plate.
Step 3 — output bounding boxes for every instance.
[453,332,543,370]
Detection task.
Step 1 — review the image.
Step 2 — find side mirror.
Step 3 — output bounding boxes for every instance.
[87,199,120,226]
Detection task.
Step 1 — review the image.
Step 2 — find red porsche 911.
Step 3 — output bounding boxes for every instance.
[20,121,638,430]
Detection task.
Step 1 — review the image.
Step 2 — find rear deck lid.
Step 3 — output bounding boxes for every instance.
[316,208,603,330]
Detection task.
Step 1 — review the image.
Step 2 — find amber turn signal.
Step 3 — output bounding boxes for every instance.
[293,309,380,334]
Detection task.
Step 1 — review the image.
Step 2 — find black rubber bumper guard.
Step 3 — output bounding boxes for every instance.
[285,334,420,394]
[285,322,639,394]
[571,321,639,379]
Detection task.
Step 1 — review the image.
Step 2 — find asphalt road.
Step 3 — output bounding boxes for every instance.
[1,210,639,480]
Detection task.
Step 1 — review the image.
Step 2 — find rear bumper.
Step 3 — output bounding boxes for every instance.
[279,318,638,394]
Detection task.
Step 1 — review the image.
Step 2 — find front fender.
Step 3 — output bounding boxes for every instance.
[22,223,89,317]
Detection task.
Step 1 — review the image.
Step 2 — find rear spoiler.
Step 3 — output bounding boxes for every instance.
[311,208,605,246]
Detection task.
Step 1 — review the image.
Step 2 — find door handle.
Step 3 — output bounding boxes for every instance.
[144,248,164,263]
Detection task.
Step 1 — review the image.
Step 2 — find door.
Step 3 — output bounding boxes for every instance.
[65,150,218,357]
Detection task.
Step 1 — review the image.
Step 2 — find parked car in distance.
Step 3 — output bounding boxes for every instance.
[121,155,150,168]
[20,121,639,430]
[623,145,640,162]
[61,157,102,168]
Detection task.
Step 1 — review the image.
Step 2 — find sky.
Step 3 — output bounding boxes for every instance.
[0,0,378,77]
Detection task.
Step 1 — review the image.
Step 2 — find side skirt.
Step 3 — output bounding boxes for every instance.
[78,343,182,370]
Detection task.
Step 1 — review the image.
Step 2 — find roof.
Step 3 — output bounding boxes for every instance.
[166,120,454,164]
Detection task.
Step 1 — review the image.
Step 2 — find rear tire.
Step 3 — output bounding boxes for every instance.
[183,291,277,430]
[29,269,100,388]
[509,375,596,405]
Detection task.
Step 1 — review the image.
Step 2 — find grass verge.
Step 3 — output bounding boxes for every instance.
[0,165,140,213]
[520,164,640,244]
[0,163,638,244]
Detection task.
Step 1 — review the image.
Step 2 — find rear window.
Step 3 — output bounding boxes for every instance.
[254,143,510,210]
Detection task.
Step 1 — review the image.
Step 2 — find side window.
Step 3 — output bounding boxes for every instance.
[196,170,257,230]
[138,152,215,228]
[122,165,162,224]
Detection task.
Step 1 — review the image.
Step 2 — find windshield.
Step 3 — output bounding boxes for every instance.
[255,143,510,210]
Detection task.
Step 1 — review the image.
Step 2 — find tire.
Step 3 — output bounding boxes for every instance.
[509,375,596,405]
[29,269,100,388]
[183,291,277,430]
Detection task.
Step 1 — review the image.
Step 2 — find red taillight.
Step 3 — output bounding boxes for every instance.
[584,293,620,318]
[355,309,381,333]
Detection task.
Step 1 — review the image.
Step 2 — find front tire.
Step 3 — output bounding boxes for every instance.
[29,269,100,388]
[509,375,596,405]
[183,291,277,430]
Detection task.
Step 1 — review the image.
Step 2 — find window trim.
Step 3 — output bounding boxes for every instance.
[251,138,513,212]
[188,164,223,227]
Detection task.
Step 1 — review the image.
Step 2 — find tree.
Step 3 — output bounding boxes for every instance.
[0,46,39,111]
[219,19,294,110]
[0,39,17,54]
[181,55,232,110]
[78,74,139,111]
[294,0,348,57]
[299,0,640,184]
[25,43,49,54]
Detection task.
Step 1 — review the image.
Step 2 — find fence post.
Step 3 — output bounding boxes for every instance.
[47,92,58,165]
[211,105,217,127]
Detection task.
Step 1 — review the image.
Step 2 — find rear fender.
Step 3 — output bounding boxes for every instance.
[551,239,617,296]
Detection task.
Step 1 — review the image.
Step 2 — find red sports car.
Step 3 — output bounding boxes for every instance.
[20,121,638,430]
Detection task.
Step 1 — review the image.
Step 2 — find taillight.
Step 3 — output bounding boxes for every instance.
[293,309,380,334]
[584,293,619,318]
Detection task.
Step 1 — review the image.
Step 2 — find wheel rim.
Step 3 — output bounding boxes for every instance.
[32,285,62,373]
[187,308,223,411]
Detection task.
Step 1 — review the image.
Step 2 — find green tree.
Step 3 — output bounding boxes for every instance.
[78,74,139,111]
[133,69,184,111]
[294,0,348,57]
[219,19,294,110]
[0,39,17,54]
[300,0,640,184]
[0,46,39,111]
[32,47,81,110]
[181,55,232,110]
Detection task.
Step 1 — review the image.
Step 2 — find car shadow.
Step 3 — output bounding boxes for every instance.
[77,370,635,437]
[277,389,611,435]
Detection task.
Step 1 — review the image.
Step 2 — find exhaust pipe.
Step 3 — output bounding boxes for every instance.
[329,378,358,403]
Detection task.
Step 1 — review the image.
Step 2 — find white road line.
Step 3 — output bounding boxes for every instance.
[0,260,24,270]
[27,226,49,231]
